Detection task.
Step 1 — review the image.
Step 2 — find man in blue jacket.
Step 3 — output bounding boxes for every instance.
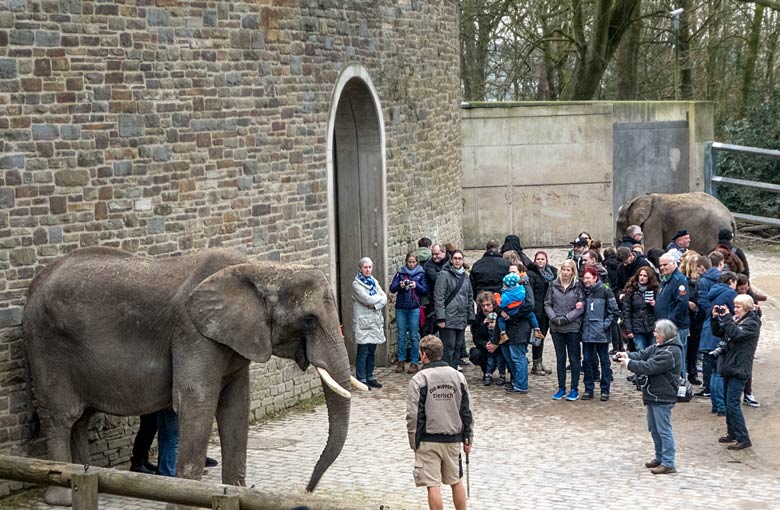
[694,251,724,397]
[654,253,689,381]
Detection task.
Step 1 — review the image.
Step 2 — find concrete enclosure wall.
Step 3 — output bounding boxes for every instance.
[461,102,714,249]
[0,0,462,488]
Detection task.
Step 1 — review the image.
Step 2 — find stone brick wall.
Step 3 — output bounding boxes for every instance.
[0,0,462,485]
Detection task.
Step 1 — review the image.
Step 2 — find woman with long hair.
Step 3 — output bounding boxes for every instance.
[621,267,660,351]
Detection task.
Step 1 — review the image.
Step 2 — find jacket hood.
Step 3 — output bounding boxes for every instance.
[621,236,641,246]
[481,250,503,258]
[708,282,734,301]
[501,235,523,254]
[661,335,683,349]
[701,267,721,284]
[443,262,465,277]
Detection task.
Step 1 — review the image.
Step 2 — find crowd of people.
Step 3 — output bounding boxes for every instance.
[352,225,765,501]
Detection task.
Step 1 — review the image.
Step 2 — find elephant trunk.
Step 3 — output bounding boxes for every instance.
[306,381,350,492]
[306,325,351,492]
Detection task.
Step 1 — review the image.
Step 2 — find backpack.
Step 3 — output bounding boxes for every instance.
[716,244,745,274]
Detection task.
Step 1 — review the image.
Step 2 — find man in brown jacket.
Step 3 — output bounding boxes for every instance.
[406,335,474,510]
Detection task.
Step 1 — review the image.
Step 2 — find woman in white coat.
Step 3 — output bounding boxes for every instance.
[352,256,388,388]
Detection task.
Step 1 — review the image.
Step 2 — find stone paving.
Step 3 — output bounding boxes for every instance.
[5,249,780,509]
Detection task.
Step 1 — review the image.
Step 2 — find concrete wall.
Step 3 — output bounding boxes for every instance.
[0,0,462,489]
[461,102,714,249]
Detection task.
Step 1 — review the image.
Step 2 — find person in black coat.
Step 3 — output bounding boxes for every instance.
[469,291,508,386]
[527,251,558,376]
[470,240,510,300]
[500,234,532,267]
[616,247,652,292]
[711,295,760,450]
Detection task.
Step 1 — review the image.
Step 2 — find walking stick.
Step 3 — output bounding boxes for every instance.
[465,451,470,498]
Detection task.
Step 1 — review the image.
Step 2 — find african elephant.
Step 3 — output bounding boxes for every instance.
[23,247,361,506]
[616,192,736,254]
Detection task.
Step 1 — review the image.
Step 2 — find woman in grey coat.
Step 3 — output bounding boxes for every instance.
[544,259,585,401]
[352,256,388,388]
[435,250,475,369]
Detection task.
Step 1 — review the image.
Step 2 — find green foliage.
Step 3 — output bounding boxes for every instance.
[716,87,780,222]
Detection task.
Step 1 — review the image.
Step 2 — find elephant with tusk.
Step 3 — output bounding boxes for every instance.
[22,247,361,507]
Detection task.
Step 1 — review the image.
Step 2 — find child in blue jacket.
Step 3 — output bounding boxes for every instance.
[496,272,544,344]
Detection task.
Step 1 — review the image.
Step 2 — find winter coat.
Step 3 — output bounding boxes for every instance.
[469,252,510,299]
[424,256,448,298]
[351,274,388,345]
[699,283,738,352]
[544,279,585,334]
[695,268,720,311]
[620,236,641,249]
[712,310,760,380]
[527,264,557,318]
[390,265,428,310]
[621,286,657,336]
[654,269,690,329]
[627,335,683,405]
[434,263,476,330]
[603,254,620,291]
[581,281,620,343]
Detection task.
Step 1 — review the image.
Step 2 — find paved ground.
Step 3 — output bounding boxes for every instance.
[5,248,780,509]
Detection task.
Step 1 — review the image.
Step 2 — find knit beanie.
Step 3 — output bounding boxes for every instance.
[503,273,520,288]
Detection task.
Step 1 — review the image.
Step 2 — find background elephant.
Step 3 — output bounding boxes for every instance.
[616,192,736,254]
[23,247,358,506]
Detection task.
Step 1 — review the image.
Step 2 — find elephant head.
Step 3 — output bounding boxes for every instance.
[187,262,357,491]
[616,194,655,245]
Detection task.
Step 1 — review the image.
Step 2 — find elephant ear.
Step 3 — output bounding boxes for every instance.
[187,264,272,363]
[630,194,654,225]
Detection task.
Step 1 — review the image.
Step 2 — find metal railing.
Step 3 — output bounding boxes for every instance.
[704,141,780,227]
[0,455,368,510]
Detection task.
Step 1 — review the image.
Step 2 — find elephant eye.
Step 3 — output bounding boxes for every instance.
[302,315,318,331]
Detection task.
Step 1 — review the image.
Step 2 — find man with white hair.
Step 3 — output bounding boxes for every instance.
[654,253,690,381]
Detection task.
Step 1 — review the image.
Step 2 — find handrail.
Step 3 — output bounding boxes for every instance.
[0,455,369,510]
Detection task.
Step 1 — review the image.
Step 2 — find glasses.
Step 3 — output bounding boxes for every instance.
[452,256,463,260]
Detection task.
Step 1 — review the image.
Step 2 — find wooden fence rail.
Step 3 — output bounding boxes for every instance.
[0,455,371,510]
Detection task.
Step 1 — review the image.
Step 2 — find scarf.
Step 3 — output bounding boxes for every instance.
[539,265,555,283]
[356,272,377,296]
[638,284,647,292]
[453,266,465,275]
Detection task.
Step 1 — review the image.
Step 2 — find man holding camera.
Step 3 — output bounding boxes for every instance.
[615,319,683,475]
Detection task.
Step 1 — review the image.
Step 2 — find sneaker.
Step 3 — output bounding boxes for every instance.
[483,375,493,386]
[581,392,593,401]
[496,376,506,386]
[694,389,711,398]
[505,386,527,394]
[499,332,509,345]
[552,388,566,400]
[600,392,610,402]
[565,389,580,401]
[366,379,382,389]
[744,394,760,407]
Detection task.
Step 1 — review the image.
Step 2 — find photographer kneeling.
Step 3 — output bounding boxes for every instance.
[711,295,760,450]
[615,319,682,475]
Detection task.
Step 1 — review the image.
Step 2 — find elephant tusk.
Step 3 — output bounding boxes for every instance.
[350,376,369,392]
[315,367,352,400]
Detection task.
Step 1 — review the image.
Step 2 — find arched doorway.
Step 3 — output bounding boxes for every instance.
[326,66,387,364]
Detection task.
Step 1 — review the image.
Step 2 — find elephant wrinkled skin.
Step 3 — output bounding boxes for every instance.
[23,247,352,506]
[616,192,736,254]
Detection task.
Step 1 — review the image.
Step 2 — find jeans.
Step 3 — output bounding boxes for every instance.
[677,328,689,380]
[710,369,725,414]
[582,342,611,395]
[551,331,581,391]
[439,328,465,369]
[396,308,420,364]
[647,403,676,468]
[701,352,716,392]
[501,342,528,391]
[485,347,507,376]
[724,376,750,443]
[356,343,377,383]
[633,333,651,351]
[156,409,179,477]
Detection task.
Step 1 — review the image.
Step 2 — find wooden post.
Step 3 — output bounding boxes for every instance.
[72,471,99,510]
[212,493,240,510]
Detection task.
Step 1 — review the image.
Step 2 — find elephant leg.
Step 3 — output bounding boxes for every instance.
[70,409,95,465]
[174,393,218,481]
[43,407,82,506]
[215,370,249,486]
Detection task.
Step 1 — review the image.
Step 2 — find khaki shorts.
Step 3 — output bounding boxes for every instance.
[413,441,461,487]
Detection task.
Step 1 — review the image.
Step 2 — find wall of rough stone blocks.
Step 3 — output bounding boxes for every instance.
[0,0,462,487]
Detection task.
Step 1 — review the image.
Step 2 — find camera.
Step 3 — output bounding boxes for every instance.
[709,340,729,358]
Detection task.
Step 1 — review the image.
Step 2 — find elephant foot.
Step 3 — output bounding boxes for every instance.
[44,486,72,507]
